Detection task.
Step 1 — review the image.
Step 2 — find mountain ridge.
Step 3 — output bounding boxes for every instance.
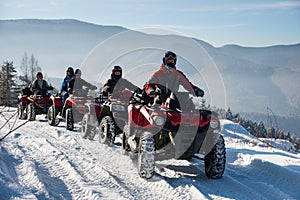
[0,18,299,117]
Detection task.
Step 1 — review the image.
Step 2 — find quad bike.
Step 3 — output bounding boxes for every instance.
[47,89,97,130]
[81,90,133,145]
[81,94,107,140]
[17,89,30,120]
[17,87,53,121]
[121,88,226,179]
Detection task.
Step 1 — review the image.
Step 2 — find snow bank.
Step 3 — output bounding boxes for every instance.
[0,110,299,199]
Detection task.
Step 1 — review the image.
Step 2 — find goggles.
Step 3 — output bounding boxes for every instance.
[165,54,176,60]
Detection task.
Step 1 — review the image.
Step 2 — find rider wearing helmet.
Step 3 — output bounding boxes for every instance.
[145,51,204,99]
[30,72,53,95]
[102,66,138,97]
[60,67,75,104]
[68,69,97,96]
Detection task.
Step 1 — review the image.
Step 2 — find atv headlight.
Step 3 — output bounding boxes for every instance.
[210,119,219,129]
[112,104,126,111]
[153,116,165,126]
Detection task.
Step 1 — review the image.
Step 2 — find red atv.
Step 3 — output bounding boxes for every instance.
[47,89,98,130]
[81,90,133,144]
[17,87,53,121]
[17,87,31,120]
[121,89,226,179]
[81,94,108,140]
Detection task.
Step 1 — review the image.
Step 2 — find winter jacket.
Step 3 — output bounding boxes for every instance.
[30,79,51,95]
[145,64,197,95]
[102,77,138,97]
[60,75,75,105]
[68,77,97,95]
[60,75,75,92]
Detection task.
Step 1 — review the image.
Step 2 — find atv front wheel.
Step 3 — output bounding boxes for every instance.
[204,134,226,179]
[27,103,36,121]
[98,116,115,145]
[47,105,59,126]
[138,133,155,179]
[66,108,74,130]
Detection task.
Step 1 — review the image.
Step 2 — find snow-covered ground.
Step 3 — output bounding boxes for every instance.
[0,108,299,200]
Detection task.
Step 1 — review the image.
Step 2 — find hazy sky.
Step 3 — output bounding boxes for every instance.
[0,0,300,47]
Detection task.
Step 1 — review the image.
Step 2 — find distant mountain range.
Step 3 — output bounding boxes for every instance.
[1,19,300,120]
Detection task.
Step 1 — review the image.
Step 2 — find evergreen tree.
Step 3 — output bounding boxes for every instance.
[0,61,19,106]
[258,121,267,138]
[225,108,239,122]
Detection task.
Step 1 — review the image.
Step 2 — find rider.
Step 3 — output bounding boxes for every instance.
[102,65,138,98]
[145,51,204,103]
[127,51,205,152]
[30,72,53,95]
[68,69,97,96]
[60,67,75,105]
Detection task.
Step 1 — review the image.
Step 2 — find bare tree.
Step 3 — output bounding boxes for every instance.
[19,52,40,86]
[20,52,30,85]
[29,53,38,83]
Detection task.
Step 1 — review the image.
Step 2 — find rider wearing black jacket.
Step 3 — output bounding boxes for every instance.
[68,69,97,96]
[102,66,138,98]
[31,72,53,95]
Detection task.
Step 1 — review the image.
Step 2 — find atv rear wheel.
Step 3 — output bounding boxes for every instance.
[18,103,26,119]
[27,103,36,121]
[122,125,131,155]
[138,133,155,179]
[204,134,226,179]
[98,116,115,145]
[66,108,74,130]
[47,105,59,126]
[81,113,96,140]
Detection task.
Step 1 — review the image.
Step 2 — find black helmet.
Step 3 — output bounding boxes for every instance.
[75,69,82,75]
[163,51,177,68]
[111,65,122,80]
[36,72,43,78]
[112,65,122,73]
[67,67,74,75]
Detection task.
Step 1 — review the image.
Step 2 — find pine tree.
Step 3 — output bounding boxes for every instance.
[0,61,19,106]
[225,108,239,122]
[258,121,267,138]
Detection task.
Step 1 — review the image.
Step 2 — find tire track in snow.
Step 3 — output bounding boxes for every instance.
[17,133,90,199]
[0,118,129,199]
[154,158,267,200]
[19,124,135,200]
[77,135,193,200]
[2,113,299,200]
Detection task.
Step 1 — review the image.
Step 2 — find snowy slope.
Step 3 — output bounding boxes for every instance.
[0,108,300,200]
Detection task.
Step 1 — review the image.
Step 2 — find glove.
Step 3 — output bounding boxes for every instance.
[148,88,156,97]
[49,86,54,90]
[194,87,204,97]
[135,87,142,94]
[105,86,112,93]
[61,91,67,96]
[67,87,73,94]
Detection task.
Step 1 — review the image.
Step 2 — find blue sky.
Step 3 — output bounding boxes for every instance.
[0,0,300,47]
